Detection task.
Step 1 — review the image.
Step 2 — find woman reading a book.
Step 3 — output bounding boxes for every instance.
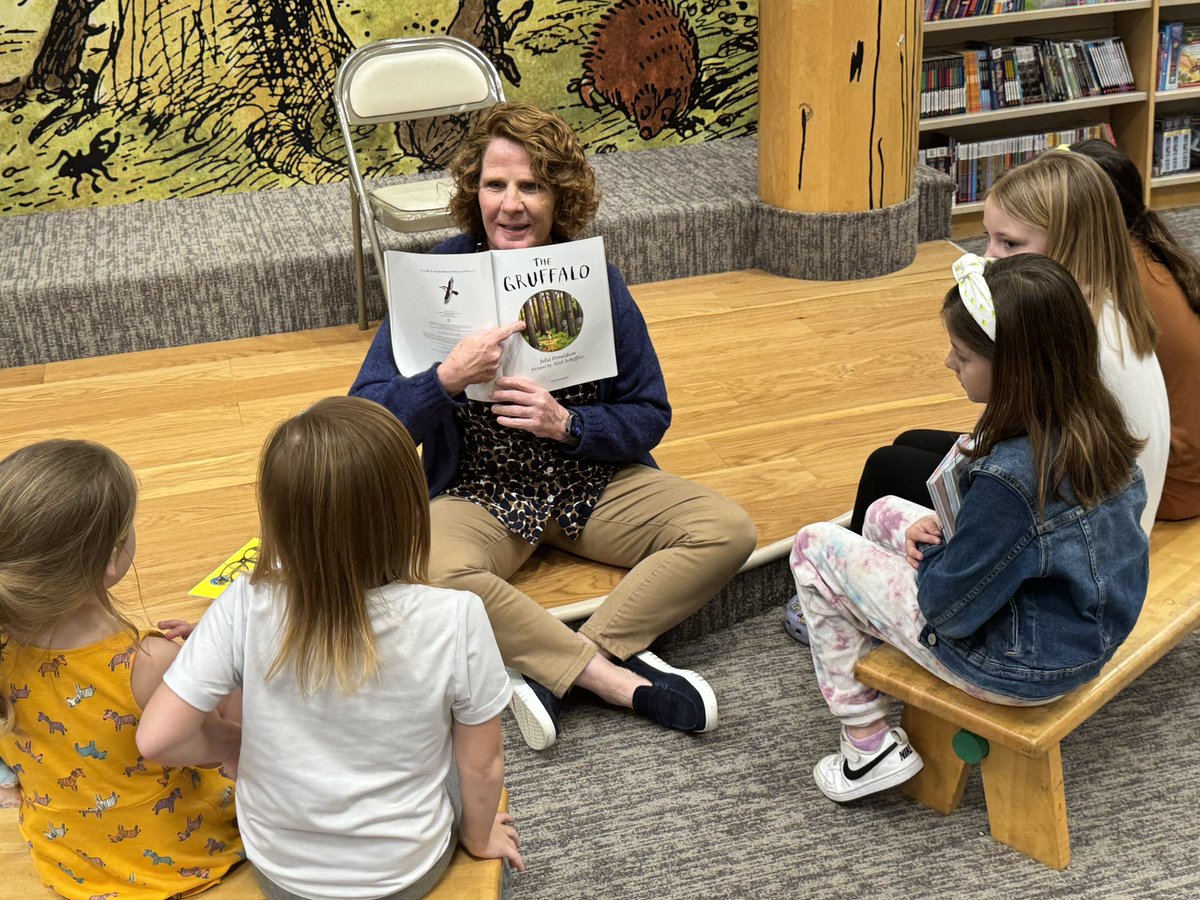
[789,252,1149,803]
[1072,138,1200,520]
[351,102,756,752]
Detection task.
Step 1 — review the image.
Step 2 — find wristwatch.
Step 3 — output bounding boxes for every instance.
[564,409,582,447]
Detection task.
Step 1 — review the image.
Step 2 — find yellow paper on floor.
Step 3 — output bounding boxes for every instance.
[188,538,260,599]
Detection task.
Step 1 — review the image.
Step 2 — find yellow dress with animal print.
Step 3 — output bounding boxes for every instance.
[0,630,243,899]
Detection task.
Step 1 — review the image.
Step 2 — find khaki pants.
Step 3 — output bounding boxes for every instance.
[429,464,757,696]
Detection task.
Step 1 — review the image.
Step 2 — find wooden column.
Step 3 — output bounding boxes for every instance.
[759,0,923,213]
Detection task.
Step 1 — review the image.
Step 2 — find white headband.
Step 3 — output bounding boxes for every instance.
[952,253,995,341]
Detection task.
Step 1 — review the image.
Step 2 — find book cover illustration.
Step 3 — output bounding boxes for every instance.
[1179,26,1200,86]
[189,538,260,600]
[386,236,618,401]
[926,436,974,541]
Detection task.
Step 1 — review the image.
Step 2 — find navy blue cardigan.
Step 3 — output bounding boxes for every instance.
[349,234,672,498]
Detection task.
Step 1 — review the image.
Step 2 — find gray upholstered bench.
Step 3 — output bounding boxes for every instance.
[0,138,952,368]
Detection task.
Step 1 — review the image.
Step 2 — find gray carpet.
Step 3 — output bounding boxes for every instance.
[499,605,1200,897]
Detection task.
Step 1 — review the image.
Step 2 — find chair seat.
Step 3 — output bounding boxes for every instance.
[370,179,456,232]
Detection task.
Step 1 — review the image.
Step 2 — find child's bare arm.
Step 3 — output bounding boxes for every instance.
[136,684,241,773]
[146,625,243,724]
[452,715,524,871]
[131,636,241,771]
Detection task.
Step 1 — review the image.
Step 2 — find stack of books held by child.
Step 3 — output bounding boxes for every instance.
[926,436,974,540]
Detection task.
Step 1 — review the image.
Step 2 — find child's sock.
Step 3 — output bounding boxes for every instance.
[847,723,890,753]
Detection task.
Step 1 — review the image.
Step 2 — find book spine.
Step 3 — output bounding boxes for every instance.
[1168,22,1184,91]
[1159,24,1171,91]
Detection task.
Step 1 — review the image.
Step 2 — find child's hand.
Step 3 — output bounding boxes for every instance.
[473,812,525,872]
[904,515,943,569]
[157,619,195,641]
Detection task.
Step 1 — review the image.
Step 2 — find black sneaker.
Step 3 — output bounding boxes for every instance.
[506,668,561,751]
[618,651,718,733]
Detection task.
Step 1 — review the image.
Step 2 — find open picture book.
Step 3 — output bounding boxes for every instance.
[385,236,618,401]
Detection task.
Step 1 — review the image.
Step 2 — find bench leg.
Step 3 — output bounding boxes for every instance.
[898,704,969,814]
[979,742,1070,869]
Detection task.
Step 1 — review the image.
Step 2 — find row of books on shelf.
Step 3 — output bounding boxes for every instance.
[1153,116,1200,176]
[924,0,1123,21]
[1157,23,1200,91]
[918,123,1114,204]
[921,37,1134,119]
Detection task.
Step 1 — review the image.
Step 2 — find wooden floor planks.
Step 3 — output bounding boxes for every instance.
[0,239,976,623]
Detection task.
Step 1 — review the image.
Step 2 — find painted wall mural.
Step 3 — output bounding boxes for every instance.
[0,0,758,217]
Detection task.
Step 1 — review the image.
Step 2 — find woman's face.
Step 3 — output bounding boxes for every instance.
[982,197,1048,258]
[478,137,556,251]
[945,335,993,404]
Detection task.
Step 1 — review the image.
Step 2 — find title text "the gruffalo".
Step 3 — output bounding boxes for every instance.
[502,258,592,292]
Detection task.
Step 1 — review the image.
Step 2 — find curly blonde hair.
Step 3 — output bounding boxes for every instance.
[448,103,599,242]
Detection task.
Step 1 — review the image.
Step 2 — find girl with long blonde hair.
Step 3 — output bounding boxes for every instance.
[137,396,522,899]
[0,439,242,899]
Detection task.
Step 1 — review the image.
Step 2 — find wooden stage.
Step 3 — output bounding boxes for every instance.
[0,240,977,626]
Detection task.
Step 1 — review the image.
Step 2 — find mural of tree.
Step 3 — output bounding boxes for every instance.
[394,0,533,167]
[0,0,759,216]
[26,0,105,96]
[96,0,353,182]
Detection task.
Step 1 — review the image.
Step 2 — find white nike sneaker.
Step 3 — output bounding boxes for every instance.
[813,726,924,802]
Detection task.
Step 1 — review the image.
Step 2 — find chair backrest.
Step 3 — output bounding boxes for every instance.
[335,36,505,126]
[334,37,507,314]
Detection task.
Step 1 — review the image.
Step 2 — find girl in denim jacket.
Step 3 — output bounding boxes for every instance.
[790,253,1150,803]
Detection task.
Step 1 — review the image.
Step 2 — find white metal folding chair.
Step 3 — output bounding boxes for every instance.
[334,37,505,329]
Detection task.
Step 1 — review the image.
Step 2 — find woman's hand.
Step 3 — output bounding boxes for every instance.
[438,322,526,396]
[490,376,571,440]
[904,515,943,569]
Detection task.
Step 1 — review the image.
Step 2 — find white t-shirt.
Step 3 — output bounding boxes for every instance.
[1098,297,1170,533]
[164,577,511,899]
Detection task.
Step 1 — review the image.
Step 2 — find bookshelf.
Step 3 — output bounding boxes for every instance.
[920,1,1177,236]
[1150,1,1200,200]
[924,0,1152,34]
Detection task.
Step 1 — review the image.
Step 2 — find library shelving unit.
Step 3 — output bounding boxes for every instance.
[1153,0,1200,206]
[921,1,1171,236]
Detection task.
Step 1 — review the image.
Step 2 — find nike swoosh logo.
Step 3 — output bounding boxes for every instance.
[842,742,897,780]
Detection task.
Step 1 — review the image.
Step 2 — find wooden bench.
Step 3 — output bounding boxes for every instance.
[0,789,509,898]
[855,518,1200,869]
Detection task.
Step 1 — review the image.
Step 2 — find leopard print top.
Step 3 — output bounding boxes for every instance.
[444,383,619,544]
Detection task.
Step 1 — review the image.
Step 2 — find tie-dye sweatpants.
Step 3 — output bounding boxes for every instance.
[790,496,1049,728]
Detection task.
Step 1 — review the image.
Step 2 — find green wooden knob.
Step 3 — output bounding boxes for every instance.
[952,729,989,764]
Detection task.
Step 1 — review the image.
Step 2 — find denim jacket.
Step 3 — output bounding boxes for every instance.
[917,436,1149,700]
